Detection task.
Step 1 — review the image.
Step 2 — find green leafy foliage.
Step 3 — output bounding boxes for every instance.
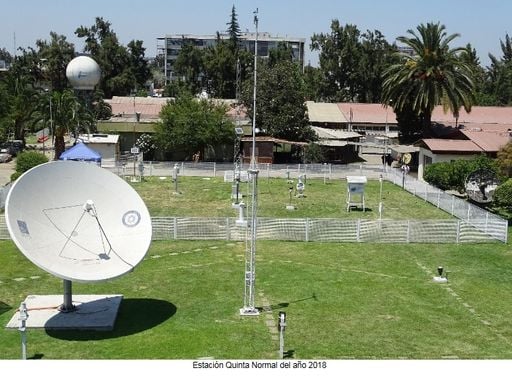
[11,151,48,181]
[493,178,512,219]
[382,22,476,134]
[242,59,315,142]
[154,94,234,160]
[423,155,499,193]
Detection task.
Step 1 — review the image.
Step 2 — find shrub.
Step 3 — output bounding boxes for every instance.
[424,155,499,193]
[11,151,49,182]
[493,178,512,220]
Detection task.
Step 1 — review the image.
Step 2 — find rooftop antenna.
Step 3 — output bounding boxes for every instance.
[240,8,260,316]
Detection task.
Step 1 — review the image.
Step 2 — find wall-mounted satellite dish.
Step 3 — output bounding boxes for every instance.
[465,169,500,204]
[6,160,152,283]
[402,153,412,165]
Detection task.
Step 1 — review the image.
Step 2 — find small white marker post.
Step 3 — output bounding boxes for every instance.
[172,163,180,194]
[279,311,286,359]
[18,302,29,360]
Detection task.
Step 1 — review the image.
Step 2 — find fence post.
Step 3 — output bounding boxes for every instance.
[451,195,455,216]
[467,203,471,221]
[173,217,178,240]
[356,220,361,242]
[456,220,461,243]
[305,218,309,242]
[485,212,489,234]
[213,162,216,177]
[437,189,441,208]
[406,220,410,243]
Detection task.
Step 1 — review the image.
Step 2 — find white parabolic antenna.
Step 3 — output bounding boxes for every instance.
[5,161,152,283]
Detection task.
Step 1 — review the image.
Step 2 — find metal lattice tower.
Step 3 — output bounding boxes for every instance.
[240,9,260,316]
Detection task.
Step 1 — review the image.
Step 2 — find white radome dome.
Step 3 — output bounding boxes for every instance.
[66,56,101,90]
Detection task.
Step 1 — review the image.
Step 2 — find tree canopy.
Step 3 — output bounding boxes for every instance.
[381,22,476,136]
[154,94,234,160]
[75,17,150,98]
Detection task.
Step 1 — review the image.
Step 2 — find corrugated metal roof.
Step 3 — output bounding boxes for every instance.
[431,106,512,124]
[338,103,397,124]
[311,126,361,140]
[78,134,119,144]
[240,136,308,146]
[417,139,483,153]
[460,130,511,152]
[306,101,347,123]
[317,140,348,147]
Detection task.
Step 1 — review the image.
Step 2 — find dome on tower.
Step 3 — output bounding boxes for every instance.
[66,56,101,90]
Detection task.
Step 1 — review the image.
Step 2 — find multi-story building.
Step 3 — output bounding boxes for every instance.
[157,32,306,83]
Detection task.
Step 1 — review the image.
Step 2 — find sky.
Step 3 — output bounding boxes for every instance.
[1,0,510,67]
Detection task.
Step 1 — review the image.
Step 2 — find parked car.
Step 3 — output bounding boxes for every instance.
[0,140,24,157]
[0,152,12,163]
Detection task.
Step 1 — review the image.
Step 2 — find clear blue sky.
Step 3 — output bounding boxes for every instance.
[1,0,510,66]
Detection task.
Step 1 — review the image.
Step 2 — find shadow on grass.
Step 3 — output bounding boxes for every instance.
[283,350,295,359]
[45,298,177,341]
[263,294,318,312]
[28,353,45,360]
[0,301,11,316]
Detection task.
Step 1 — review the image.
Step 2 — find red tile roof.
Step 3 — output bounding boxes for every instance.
[431,106,512,124]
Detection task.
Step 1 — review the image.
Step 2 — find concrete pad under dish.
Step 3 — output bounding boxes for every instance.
[5,294,123,331]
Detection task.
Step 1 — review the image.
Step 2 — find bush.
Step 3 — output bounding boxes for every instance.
[11,151,49,182]
[424,155,500,193]
[493,179,512,220]
[304,143,326,163]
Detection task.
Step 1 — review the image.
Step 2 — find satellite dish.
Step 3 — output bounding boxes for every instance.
[5,161,152,283]
[402,153,412,165]
[465,169,500,204]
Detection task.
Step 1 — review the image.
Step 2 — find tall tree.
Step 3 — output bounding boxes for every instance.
[358,30,398,103]
[311,20,363,102]
[242,59,315,142]
[204,37,236,98]
[381,22,475,136]
[485,34,512,105]
[36,32,76,91]
[127,40,151,92]
[155,93,234,159]
[0,48,13,65]
[38,89,84,159]
[1,51,42,142]
[76,17,149,97]
[226,5,242,50]
[173,40,205,95]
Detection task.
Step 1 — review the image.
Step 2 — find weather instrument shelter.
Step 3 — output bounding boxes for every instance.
[346,176,367,211]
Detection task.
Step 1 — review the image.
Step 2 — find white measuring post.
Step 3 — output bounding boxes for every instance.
[18,301,29,360]
[279,311,287,359]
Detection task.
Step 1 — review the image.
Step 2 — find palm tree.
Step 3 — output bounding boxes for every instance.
[48,89,93,160]
[382,22,475,136]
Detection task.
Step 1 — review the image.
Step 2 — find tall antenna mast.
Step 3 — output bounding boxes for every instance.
[240,8,260,316]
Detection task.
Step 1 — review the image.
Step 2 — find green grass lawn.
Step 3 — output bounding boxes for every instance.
[130,176,451,219]
[2,238,512,359]
[0,175,509,360]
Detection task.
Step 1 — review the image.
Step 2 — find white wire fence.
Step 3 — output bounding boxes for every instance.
[149,216,503,243]
[0,162,507,244]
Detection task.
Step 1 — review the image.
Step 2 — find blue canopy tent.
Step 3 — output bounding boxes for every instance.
[59,142,102,165]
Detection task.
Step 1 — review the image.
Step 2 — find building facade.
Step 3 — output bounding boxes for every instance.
[157,32,306,83]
